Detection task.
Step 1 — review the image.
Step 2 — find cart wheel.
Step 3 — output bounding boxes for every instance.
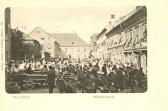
[23,80,34,90]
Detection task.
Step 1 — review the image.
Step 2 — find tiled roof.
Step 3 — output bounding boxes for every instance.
[28,27,89,47]
[50,33,89,47]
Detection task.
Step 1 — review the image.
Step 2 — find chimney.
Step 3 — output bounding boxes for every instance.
[110,14,115,19]
[136,6,143,9]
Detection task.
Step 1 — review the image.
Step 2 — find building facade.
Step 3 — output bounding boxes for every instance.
[5,7,11,62]
[91,6,147,74]
[54,41,61,58]
[28,27,90,59]
[106,6,147,73]
[94,29,107,59]
[90,33,98,58]
[60,46,90,59]
[50,33,90,60]
[122,6,147,73]
[28,27,55,58]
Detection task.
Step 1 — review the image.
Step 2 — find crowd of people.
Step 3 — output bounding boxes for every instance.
[5,57,147,93]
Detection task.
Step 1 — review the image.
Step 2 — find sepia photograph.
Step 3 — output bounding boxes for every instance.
[5,6,147,93]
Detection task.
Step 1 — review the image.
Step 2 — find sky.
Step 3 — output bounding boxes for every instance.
[11,6,136,43]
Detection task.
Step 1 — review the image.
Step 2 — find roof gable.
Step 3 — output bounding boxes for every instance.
[50,33,89,47]
[28,27,50,39]
[28,27,89,47]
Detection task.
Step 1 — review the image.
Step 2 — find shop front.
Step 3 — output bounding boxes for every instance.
[124,46,147,74]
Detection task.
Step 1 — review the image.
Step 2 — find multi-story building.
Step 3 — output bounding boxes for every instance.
[123,6,147,73]
[94,28,107,59]
[28,27,90,59]
[91,6,147,74]
[50,33,90,60]
[54,41,61,58]
[5,7,11,63]
[28,27,55,58]
[106,6,147,73]
[90,33,98,58]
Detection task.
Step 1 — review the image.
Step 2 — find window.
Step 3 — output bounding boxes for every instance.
[77,47,80,52]
[65,48,67,52]
[102,40,105,46]
[119,36,122,45]
[133,27,139,44]
[120,32,127,45]
[110,39,113,46]
[84,48,86,52]
[114,38,118,46]
[141,23,147,40]
[126,30,132,46]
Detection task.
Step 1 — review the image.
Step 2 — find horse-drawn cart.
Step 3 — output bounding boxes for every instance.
[17,70,62,90]
[20,73,47,90]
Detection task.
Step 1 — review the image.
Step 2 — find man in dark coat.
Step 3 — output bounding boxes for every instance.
[56,76,66,93]
[83,73,96,93]
[102,64,107,75]
[47,66,56,93]
[137,67,145,88]
[115,67,124,91]
[129,67,137,90]
[65,79,77,93]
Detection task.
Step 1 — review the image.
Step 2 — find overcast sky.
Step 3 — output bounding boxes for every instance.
[11,6,136,43]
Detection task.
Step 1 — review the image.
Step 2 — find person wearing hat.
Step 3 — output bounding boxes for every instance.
[102,63,107,75]
[114,67,124,91]
[41,64,48,74]
[128,66,137,91]
[83,72,96,93]
[47,66,56,93]
[56,75,66,93]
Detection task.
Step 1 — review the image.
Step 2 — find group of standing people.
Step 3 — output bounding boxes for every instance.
[5,57,147,93]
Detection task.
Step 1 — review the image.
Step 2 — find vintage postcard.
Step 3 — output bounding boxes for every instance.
[0,0,168,111]
[4,6,147,93]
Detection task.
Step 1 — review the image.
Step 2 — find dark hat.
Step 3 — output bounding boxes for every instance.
[49,66,52,69]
